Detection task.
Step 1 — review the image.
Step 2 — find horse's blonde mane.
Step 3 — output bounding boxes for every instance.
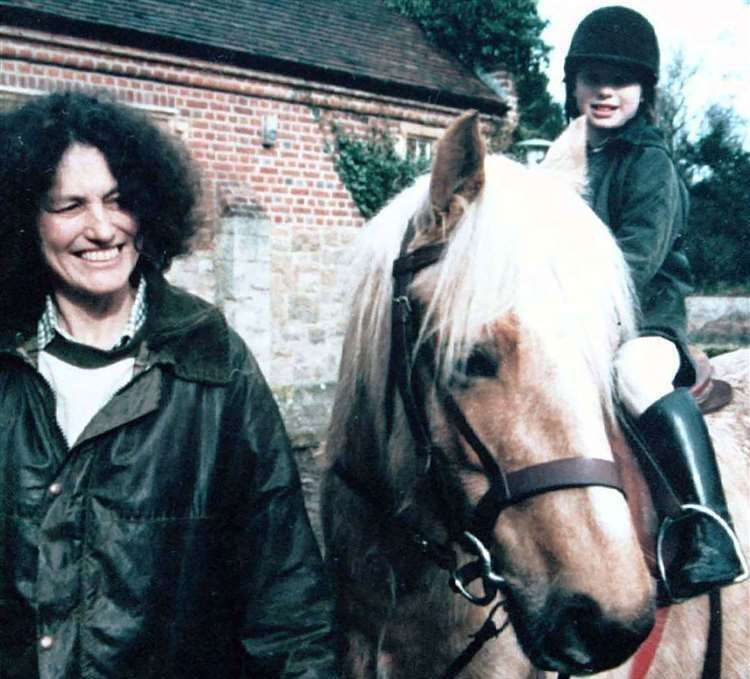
[342,154,636,423]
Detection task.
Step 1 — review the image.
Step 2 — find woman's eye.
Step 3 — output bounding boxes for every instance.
[47,202,81,214]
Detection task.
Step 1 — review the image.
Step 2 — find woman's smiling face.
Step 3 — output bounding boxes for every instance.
[574,61,643,144]
[37,143,140,305]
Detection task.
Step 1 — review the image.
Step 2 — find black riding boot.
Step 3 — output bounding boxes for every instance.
[637,388,748,601]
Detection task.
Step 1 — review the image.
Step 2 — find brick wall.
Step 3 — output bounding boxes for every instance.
[0,24,508,444]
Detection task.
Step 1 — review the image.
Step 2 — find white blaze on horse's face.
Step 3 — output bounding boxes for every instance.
[407,111,655,673]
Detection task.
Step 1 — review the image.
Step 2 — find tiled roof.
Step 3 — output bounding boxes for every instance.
[0,0,506,113]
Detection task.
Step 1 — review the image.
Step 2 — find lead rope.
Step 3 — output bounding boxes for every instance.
[628,607,670,679]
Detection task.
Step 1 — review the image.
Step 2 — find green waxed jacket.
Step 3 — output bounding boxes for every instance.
[0,268,339,678]
[586,114,694,375]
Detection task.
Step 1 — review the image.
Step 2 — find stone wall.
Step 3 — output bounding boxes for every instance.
[0,23,509,446]
[686,296,750,349]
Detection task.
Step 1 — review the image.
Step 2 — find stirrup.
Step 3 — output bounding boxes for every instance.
[657,504,749,603]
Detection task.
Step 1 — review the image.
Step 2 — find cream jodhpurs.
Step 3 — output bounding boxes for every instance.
[614,336,681,417]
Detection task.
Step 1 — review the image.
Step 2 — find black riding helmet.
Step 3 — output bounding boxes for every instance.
[563,6,660,119]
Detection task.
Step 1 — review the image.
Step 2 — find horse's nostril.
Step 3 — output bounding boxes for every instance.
[550,594,653,671]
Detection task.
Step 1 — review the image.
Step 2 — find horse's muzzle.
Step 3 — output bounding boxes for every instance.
[512,590,655,674]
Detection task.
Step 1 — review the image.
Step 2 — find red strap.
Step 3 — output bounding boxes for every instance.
[629,606,670,679]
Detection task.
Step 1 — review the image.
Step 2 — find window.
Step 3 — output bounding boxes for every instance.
[396,122,442,162]
[406,135,434,162]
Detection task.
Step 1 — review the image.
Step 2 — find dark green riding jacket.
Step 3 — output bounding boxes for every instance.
[586,114,694,379]
[0,269,339,678]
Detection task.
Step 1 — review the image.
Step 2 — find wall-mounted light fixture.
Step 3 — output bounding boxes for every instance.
[513,138,551,166]
[262,114,278,148]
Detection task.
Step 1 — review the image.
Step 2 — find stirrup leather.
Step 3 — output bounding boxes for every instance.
[657,504,749,603]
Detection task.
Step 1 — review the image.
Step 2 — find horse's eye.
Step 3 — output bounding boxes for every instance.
[464,348,499,379]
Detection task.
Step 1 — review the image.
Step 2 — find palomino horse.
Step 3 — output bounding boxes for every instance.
[321,111,749,678]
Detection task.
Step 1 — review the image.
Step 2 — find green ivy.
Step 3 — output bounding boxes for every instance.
[332,125,429,219]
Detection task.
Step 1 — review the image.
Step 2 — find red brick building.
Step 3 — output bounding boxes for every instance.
[0,0,509,442]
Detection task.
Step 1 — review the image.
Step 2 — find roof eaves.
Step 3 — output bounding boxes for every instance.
[1,5,508,116]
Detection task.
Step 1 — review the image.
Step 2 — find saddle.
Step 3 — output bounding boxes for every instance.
[688,346,733,415]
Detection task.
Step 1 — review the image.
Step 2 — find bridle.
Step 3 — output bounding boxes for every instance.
[334,220,626,678]
[387,221,625,604]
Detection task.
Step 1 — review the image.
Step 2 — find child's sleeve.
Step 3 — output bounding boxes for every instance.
[614,148,684,295]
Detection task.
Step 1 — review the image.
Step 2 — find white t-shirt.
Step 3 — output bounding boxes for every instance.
[36,281,147,447]
[38,351,135,447]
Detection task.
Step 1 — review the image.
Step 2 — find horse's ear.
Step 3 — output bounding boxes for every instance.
[426,110,485,236]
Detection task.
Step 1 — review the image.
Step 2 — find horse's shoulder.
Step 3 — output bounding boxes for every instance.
[709,348,749,391]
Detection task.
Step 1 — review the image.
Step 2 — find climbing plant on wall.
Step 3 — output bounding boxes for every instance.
[332,125,429,219]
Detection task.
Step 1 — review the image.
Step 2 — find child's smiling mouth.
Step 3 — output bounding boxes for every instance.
[590,103,619,118]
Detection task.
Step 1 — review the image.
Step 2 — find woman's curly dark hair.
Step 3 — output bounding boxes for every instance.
[0,90,201,318]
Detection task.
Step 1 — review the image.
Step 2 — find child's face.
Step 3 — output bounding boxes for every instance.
[574,61,643,143]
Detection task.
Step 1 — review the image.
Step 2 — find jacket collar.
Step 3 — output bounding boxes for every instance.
[0,265,232,386]
[603,113,668,152]
[139,265,232,385]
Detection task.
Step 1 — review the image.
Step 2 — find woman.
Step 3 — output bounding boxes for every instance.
[544,6,746,601]
[0,91,339,678]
